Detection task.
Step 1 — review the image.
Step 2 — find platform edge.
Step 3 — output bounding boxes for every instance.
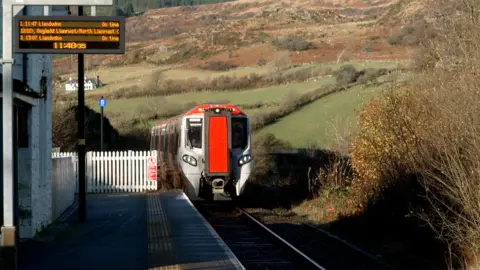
[180,192,246,270]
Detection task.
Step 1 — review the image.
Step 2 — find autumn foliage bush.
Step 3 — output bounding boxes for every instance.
[272,35,311,51]
[250,133,292,183]
[198,61,238,71]
[338,0,480,268]
[349,87,420,202]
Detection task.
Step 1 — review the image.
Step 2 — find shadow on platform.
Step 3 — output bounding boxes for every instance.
[19,193,148,270]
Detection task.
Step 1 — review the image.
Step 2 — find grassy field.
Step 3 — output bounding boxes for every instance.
[80,59,406,107]
[257,83,385,149]
[57,59,407,97]
[288,60,407,72]
[60,64,274,96]
[87,77,337,113]
[72,58,407,155]
[79,59,407,153]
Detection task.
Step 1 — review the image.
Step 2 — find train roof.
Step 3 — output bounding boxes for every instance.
[152,104,246,129]
[184,104,246,116]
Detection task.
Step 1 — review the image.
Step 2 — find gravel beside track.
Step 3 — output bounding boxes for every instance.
[242,207,395,270]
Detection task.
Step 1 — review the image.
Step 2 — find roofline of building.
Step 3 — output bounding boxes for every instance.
[0,74,46,99]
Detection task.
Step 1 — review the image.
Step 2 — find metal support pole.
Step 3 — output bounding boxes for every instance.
[100,105,103,151]
[92,5,99,152]
[77,5,86,222]
[1,1,18,269]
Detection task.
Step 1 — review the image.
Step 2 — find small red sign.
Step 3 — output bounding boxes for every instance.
[147,156,157,181]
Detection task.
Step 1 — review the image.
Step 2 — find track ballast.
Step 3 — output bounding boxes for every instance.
[193,201,325,270]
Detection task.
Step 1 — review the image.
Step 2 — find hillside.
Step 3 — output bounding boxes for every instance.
[77,0,236,16]
[52,0,408,74]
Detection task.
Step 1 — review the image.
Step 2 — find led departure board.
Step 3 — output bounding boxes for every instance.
[15,16,125,54]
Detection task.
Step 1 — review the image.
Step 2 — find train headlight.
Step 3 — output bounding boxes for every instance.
[182,155,197,166]
[238,154,252,166]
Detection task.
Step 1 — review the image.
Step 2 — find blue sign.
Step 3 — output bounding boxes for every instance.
[98,97,107,108]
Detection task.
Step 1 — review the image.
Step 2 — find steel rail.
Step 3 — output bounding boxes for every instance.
[238,207,328,270]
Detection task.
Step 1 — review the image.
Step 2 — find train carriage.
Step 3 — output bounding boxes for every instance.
[150,104,253,201]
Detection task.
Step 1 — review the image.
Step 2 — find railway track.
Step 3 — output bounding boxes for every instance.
[193,201,326,270]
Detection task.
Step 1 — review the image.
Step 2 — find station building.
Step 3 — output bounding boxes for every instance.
[0,5,69,238]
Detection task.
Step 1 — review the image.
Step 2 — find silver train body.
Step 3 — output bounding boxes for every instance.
[150,104,253,200]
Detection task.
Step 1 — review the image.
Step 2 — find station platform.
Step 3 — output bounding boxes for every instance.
[147,191,245,270]
[18,191,244,270]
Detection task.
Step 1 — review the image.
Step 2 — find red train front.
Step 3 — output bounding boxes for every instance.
[150,104,253,200]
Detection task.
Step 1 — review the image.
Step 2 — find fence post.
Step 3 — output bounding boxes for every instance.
[51,159,57,221]
[106,151,111,193]
[92,151,97,194]
[85,152,90,194]
[99,151,104,193]
[127,151,132,193]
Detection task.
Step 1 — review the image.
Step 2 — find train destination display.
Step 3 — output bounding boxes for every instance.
[15,16,125,54]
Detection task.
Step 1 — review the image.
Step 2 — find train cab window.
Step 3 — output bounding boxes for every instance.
[169,131,174,151]
[177,132,181,148]
[151,130,155,149]
[161,127,166,151]
[158,133,163,152]
[186,118,202,149]
[175,131,179,150]
[232,117,248,149]
[166,132,171,153]
[153,129,158,149]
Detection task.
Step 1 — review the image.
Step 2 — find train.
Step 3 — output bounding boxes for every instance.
[149,103,253,201]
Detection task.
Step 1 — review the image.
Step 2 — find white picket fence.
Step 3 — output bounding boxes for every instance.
[52,151,158,193]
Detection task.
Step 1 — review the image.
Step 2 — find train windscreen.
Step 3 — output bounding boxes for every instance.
[232,117,248,149]
[187,118,202,149]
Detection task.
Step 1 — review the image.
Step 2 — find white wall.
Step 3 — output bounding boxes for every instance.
[18,148,32,235]
[0,5,68,238]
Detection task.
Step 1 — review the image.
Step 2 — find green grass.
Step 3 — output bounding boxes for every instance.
[243,106,279,118]
[59,60,404,97]
[297,59,407,71]
[58,64,274,97]
[88,77,336,114]
[148,51,176,63]
[161,65,271,79]
[257,84,385,149]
